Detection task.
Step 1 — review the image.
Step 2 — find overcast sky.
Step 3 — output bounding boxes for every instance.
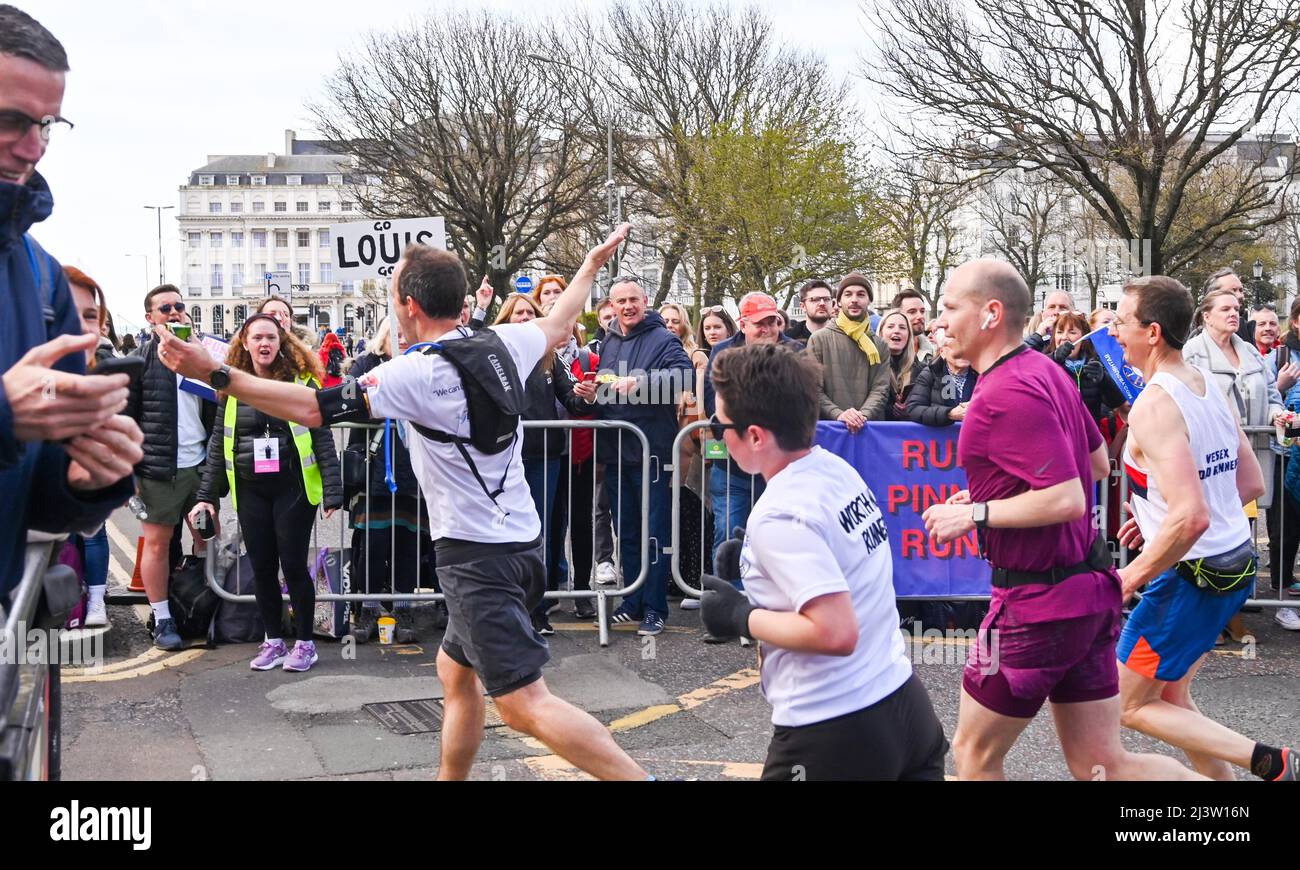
[25,0,878,332]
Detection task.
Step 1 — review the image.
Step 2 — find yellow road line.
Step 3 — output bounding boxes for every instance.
[63,649,206,683]
[549,622,693,634]
[609,668,760,733]
[64,646,168,676]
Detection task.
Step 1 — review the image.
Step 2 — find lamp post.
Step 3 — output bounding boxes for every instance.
[142,205,174,285]
[526,53,622,302]
[1253,258,1265,308]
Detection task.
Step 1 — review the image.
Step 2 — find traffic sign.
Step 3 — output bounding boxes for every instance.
[514,276,534,295]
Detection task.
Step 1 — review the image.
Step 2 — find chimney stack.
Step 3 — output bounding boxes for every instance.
[285,129,296,156]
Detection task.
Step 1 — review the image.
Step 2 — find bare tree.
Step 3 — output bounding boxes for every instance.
[309,11,604,304]
[866,0,1300,277]
[559,0,850,306]
[878,155,975,314]
[977,170,1067,292]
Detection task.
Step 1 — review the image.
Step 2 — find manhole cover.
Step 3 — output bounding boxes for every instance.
[363,698,505,735]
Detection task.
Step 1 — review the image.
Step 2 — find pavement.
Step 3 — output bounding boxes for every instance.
[58,506,1300,781]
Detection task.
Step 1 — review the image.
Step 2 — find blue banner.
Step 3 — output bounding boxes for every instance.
[1085,325,1145,404]
[814,421,990,597]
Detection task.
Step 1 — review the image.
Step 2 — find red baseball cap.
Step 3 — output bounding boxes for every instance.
[739,294,780,322]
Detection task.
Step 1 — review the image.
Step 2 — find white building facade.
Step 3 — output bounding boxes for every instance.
[176,130,382,342]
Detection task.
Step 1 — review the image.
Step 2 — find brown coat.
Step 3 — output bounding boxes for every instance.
[806,323,892,421]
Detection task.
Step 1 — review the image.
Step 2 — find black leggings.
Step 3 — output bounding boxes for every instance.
[237,475,318,641]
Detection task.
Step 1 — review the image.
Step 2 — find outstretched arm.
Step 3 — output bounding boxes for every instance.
[534,224,629,349]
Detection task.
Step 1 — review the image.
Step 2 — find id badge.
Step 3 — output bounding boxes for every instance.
[253,437,281,474]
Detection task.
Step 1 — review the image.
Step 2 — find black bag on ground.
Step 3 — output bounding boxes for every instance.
[408,327,528,509]
[166,555,220,641]
[213,553,267,644]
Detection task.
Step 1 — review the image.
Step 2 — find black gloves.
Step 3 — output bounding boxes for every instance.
[700,526,753,639]
[701,575,755,640]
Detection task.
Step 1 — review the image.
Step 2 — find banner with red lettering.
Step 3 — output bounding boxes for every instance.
[814,421,990,597]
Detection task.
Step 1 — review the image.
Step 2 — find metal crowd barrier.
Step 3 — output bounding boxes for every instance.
[0,539,61,781]
[204,419,650,648]
[668,419,1300,611]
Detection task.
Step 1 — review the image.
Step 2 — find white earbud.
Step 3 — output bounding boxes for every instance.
[980,312,995,330]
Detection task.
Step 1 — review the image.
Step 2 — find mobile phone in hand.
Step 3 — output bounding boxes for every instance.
[93,355,145,387]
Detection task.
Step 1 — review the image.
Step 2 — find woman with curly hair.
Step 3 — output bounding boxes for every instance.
[190,314,343,673]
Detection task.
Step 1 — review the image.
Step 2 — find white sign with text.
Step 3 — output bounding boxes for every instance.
[331,217,446,281]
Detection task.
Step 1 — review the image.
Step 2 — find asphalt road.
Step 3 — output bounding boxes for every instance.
[55,501,1300,782]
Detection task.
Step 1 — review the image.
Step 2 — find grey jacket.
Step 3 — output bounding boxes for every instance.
[806,322,892,422]
[1182,331,1284,508]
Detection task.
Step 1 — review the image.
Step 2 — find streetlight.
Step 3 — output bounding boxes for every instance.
[124,253,148,291]
[143,205,174,285]
[1254,258,1265,307]
[526,53,622,300]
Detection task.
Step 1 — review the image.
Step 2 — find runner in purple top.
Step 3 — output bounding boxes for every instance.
[922,259,1198,781]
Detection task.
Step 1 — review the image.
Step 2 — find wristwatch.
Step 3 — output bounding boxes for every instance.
[972,502,990,529]
[209,364,232,389]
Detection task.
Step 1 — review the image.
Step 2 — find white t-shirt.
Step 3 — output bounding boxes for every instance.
[175,374,208,469]
[741,446,912,728]
[361,322,547,544]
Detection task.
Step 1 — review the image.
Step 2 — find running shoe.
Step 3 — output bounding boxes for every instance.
[250,639,289,671]
[84,598,108,628]
[574,600,597,620]
[680,597,701,611]
[1275,608,1300,631]
[152,617,183,651]
[1287,582,1300,597]
[638,612,665,637]
[282,640,318,672]
[594,562,619,586]
[533,614,555,637]
[603,606,638,627]
[1273,747,1299,781]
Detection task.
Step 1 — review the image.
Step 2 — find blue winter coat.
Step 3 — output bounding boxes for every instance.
[591,310,694,465]
[0,173,134,596]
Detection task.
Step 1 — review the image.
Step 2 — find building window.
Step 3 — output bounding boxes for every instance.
[233,304,246,329]
[230,201,243,214]
[232,265,245,288]
[191,306,202,327]
[210,232,222,248]
[276,262,288,273]
[296,201,309,213]
[275,230,288,248]
[298,263,311,284]
[251,175,266,186]
[297,230,310,248]
[365,175,381,186]
[212,306,224,335]
[320,263,332,283]
[318,229,330,247]
[226,175,240,186]
[188,232,201,249]
[274,201,287,213]
[287,175,302,186]
[254,263,266,284]
[211,267,223,290]
[252,230,267,249]
[199,175,214,186]
[252,200,265,213]
[341,201,354,212]
[231,231,243,247]
[318,201,331,213]
[328,174,343,185]
[208,201,221,214]
[341,281,354,294]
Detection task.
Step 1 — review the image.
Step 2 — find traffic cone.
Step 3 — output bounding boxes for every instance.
[128,536,146,592]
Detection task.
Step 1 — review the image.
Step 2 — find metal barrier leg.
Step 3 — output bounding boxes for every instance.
[597,590,610,647]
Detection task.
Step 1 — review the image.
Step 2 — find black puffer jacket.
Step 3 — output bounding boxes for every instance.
[346,352,419,497]
[522,355,590,460]
[886,354,925,421]
[126,336,218,481]
[906,357,978,427]
[195,382,343,510]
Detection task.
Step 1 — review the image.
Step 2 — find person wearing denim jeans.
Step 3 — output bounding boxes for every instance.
[589,278,694,637]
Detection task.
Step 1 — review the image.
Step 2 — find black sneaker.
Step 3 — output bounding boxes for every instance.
[574,600,597,620]
[153,617,183,651]
[352,610,378,644]
[605,606,638,627]
[533,614,555,636]
[394,608,418,644]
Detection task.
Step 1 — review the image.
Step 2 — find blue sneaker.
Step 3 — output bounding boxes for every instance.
[152,617,183,651]
[638,612,665,637]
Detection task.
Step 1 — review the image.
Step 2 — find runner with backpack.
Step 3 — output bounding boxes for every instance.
[154,224,651,780]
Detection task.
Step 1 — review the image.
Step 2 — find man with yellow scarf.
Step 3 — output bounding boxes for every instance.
[807,273,892,433]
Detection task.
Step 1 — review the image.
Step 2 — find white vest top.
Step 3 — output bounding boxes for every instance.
[1122,368,1251,560]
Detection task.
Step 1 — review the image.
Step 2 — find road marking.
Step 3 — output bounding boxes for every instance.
[64,646,169,676]
[104,519,137,563]
[661,758,763,779]
[609,668,760,733]
[549,622,693,634]
[63,648,206,683]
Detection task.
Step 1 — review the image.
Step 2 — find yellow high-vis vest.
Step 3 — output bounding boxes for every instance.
[223,373,322,510]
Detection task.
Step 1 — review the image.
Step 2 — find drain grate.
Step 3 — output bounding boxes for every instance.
[363,698,505,735]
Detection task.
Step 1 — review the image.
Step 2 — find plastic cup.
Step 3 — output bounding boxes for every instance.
[168,322,192,341]
[377,616,396,645]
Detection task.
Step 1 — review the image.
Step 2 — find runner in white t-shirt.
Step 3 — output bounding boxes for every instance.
[699,342,948,780]
[154,225,653,781]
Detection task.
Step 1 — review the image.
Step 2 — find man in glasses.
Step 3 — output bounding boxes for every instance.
[126,285,217,649]
[699,342,948,780]
[0,4,143,599]
[786,280,834,343]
